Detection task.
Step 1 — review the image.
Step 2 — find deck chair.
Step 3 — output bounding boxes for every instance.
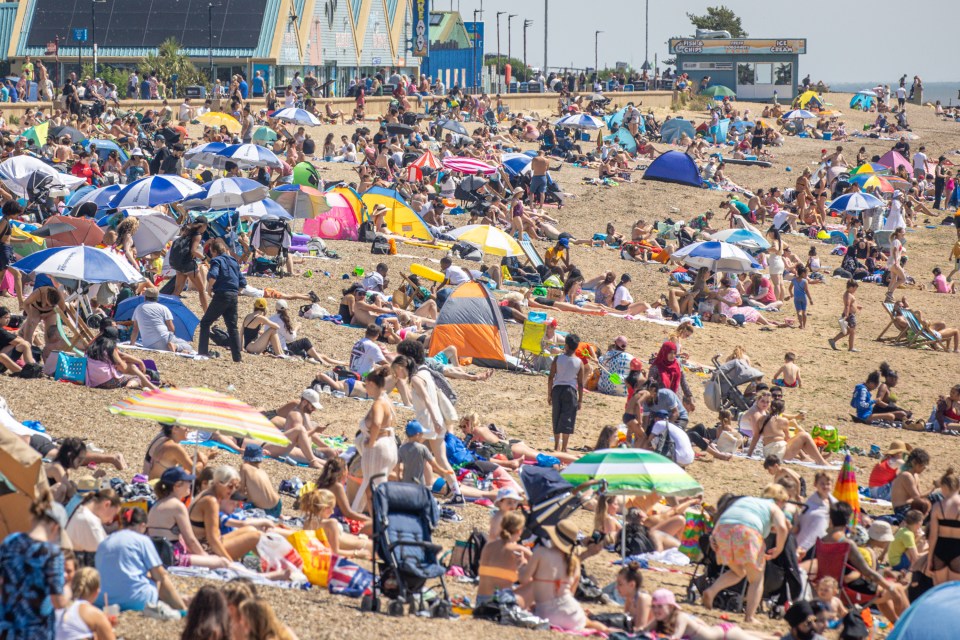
[518,316,550,372]
[808,539,879,608]
[519,237,545,270]
[901,309,948,350]
[875,302,906,343]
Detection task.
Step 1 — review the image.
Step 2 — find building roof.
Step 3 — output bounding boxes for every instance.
[0,4,16,60]
[429,11,470,49]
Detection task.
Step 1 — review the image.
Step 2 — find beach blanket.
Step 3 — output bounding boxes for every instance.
[119,342,207,360]
[168,565,307,590]
[606,311,680,327]
[180,438,312,467]
[733,452,841,470]
[615,549,691,567]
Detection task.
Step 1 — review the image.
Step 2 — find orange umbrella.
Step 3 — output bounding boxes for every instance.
[39,215,104,248]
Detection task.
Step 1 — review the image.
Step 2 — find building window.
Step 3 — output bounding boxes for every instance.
[755,63,773,85]
[774,62,793,86]
[737,62,755,86]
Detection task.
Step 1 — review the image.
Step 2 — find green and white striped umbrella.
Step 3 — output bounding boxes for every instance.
[561,449,702,497]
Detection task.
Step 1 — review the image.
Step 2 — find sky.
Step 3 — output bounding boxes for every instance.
[446,0,958,83]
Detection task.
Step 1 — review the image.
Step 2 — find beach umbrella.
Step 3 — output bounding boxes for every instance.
[385,123,415,137]
[437,119,469,137]
[832,453,860,528]
[11,245,144,284]
[114,294,199,341]
[215,144,283,169]
[251,126,278,144]
[270,184,331,218]
[561,449,702,496]
[269,108,321,126]
[828,192,886,212]
[555,113,605,130]
[442,156,498,175]
[702,85,736,98]
[49,125,86,142]
[131,214,179,256]
[236,199,293,220]
[782,109,817,120]
[9,225,46,258]
[848,174,894,193]
[886,582,960,640]
[709,228,771,250]
[410,151,441,170]
[109,175,203,209]
[65,184,122,212]
[83,139,128,163]
[857,90,878,97]
[0,156,86,198]
[184,141,228,169]
[851,163,890,175]
[36,215,104,248]
[446,224,524,257]
[670,241,761,273]
[196,112,241,134]
[502,152,533,177]
[184,177,270,209]
[20,121,49,147]
[109,387,290,446]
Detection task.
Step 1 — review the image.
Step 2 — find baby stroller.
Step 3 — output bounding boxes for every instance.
[25,172,61,223]
[249,217,292,277]
[702,355,764,415]
[520,465,597,542]
[483,109,499,132]
[360,481,451,618]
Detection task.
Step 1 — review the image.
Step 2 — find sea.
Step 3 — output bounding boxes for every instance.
[828,81,960,106]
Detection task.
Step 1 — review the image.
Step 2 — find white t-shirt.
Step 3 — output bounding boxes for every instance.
[613,284,633,308]
[896,87,906,100]
[268,313,296,350]
[444,265,470,286]
[178,103,193,121]
[650,420,695,466]
[361,272,385,292]
[349,337,385,375]
[912,152,926,172]
[66,505,107,552]
[132,302,175,350]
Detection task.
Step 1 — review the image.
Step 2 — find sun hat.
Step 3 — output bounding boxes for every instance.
[614,335,628,349]
[44,502,68,529]
[160,466,196,485]
[275,299,288,310]
[651,588,680,609]
[75,476,98,492]
[868,520,894,542]
[543,519,580,555]
[243,444,264,463]
[495,487,523,505]
[301,388,323,410]
[885,440,911,456]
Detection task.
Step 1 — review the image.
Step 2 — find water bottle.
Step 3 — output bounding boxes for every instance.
[226,384,236,394]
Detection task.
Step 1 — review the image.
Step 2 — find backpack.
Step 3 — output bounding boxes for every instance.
[451,241,483,262]
[450,530,487,578]
[168,235,194,272]
[209,326,232,347]
[654,425,677,462]
[370,234,391,255]
[358,220,377,243]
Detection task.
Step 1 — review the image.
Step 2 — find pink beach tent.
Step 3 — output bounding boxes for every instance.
[302,192,360,241]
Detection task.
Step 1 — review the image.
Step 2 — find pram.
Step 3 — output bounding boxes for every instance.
[483,109,499,132]
[520,465,598,542]
[249,217,292,277]
[702,355,764,414]
[360,482,451,618]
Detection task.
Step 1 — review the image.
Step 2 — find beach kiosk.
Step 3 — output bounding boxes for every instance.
[669,38,805,101]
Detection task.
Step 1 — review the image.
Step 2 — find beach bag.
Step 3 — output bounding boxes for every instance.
[327,556,373,597]
[450,530,487,578]
[451,241,483,262]
[703,379,722,413]
[654,427,677,462]
[679,510,711,562]
[444,431,476,466]
[285,529,332,586]
[575,567,604,602]
[370,234,392,255]
[358,220,377,243]
[614,523,654,556]
[209,326,232,348]
[168,235,193,272]
[423,365,458,405]
[54,352,87,384]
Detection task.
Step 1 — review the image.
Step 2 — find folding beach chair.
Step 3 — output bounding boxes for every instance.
[901,309,948,351]
[518,315,550,372]
[808,539,879,609]
[875,302,906,343]
[519,237,545,270]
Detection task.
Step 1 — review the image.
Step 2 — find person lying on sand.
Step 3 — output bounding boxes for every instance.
[458,413,579,468]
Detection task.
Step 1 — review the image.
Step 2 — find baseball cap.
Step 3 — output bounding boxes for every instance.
[614,335,628,349]
[160,466,196,485]
[495,487,523,505]
[275,299,289,310]
[243,444,264,463]
[301,388,323,410]
[227,491,248,502]
[558,237,570,248]
[405,420,425,437]
[652,409,669,418]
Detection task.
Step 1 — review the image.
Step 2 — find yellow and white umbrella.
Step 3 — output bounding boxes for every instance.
[446,224,524,257]
[196,112,242,134]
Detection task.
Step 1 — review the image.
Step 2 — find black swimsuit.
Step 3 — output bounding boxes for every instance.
[242,318,261,348]
[932,507,960,571]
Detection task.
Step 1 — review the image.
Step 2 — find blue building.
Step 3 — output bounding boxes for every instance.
[669,38,806,101]
[419,10,483,91]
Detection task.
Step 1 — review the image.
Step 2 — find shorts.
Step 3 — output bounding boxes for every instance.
[246,498,282,519]
[534,297,555,307]
[531,175,548,195]
[615,304,630,311]
[95,374,136,389]
[712,522,766,573]
[0,243,14,270]
[773,379,798,388]
[846,313,857,329]
[793,297,807,312]
[622,413,637,424]
[551,385,579,435]
[374,313,397,326]
[868,483,892,501]
[263,288,283,299]
[763,440,787,460]
[286,338,313,357]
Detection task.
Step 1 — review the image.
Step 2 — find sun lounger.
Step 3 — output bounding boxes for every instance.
[875,302,905,343]
[519,236,545,269]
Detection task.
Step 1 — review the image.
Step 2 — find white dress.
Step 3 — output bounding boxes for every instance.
[352,408,398,511]
[883,200,905,231]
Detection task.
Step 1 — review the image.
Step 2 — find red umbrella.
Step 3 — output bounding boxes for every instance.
[410,151,441,170]
[41,215,105,248]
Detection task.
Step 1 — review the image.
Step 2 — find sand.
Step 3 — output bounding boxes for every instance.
[4,92,960,639]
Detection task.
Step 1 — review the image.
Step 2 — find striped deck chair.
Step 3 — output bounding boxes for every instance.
[519,237,545,269]
[875,302,906,343]
[901,309,948,350]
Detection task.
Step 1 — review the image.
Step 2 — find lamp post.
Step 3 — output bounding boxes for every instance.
[495,11,504,93]
[472,9,480,93]
[594,30,602,84]
[91,0,106,76]
[543,0,548,75]
[208,3,219,85]
[644,0,650,73]
[507,14,516,64]
[523,19,532,81]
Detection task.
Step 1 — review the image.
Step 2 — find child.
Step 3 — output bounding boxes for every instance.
[815,577,848,626]
[548,334,585,453]
[930,267,957,294]
[772,352,802,388]
[828,279,861,352]
[488,487,523,539]
[615,561,653,633]
[790,265,812,329]
[806,246,824,282]
[398,420,456,491]
[867,440,908,500]
[763,454,806,497]
[947,238,960,282]
[704,410,742,461]
[888,509,925,571]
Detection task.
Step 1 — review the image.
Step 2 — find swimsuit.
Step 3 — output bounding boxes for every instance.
[773,379,799,388]
[478,565,519,583]
[931,505,960,572]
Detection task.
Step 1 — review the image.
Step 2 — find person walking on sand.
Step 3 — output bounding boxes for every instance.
[790,265,813,329]
[530,151,550,210]
[829,279,861,352]
[548,334,584,453]
[198,239,245,362]
[884,227,907,303]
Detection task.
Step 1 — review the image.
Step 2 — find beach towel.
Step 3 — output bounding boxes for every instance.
[615,549,691,567]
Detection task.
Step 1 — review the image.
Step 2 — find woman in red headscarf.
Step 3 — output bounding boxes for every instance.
[648,342,694,411]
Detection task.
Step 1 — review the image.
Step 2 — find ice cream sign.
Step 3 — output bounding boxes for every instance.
[669,39,806,55]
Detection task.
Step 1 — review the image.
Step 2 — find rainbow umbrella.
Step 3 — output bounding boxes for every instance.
[848,174,894,193]
[109,387,290,446]
[833,453,860,526]
[851,162,890,175]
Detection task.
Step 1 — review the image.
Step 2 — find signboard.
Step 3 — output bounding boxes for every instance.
[412,0,429,58]
[72,28,88,43]
[465,21,483,55]
[682,61,733,71]
[669,38,806,55]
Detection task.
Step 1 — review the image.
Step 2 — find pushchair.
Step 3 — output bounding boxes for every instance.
[249,217,292,277]
[520,465,597,542]
[483,109,499,132]
[686,527,802,618]
[702,355,764,414]
[360,482,451,618]
[25,171,60,223]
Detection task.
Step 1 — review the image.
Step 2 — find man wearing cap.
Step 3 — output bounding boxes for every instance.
[240,444,283,518]
[197,239,245,362]
[259,389,326,469]
[544,237,571,274]
[130,287,197,354]
[782,601,826,640]
[643,408,694,466]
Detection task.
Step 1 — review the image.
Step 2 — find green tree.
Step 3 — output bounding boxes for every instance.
[80,64,128,91]
[686,5,748,37]
[139,38,204,98]
[482,55,532,83]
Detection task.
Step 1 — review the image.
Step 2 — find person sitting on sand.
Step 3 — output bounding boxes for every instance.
[489,487,524,539]
[477,510,530,606]
[851,370,909,425]
[240,298,286,356]
[772,352,801,388]
[299,489,371,560]
[259,389,329,468]
[458,413,579,467]
[143,424,217,480]
[746,398,830,466]
[239,445,283,518]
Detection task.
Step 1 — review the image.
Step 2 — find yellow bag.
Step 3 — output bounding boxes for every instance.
[287,529,333,586]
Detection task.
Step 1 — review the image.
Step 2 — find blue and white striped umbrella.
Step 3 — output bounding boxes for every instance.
[184,141,228,169]
[216,144,283,169]
[555,113,605,130]
[782,109,817,120]
[236,198,292,220]
[66,184,122,213]
[670,241,761,273]
[710,228,771,250]
[269,108,321,126]
[109,175,204,209]
[502,152,533,176]
[828,192,886,211]
[183,177,270,209]
[11,245,144,284]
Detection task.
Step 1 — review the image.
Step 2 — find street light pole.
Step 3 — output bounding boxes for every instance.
[543,0,548,75]
[644,0,649,71]
[208,3,216,85]
[595,30,602,83]
[523,19,532,81]
[472,9,479,93]
[91,0,105,76]
[507,14,516,64]
[495,11,504,93]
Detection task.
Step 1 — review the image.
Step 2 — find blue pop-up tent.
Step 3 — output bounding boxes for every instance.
[642,150,704,188]
[660,118,696,144]
[604,128,638,154]
[850,92,876,110]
